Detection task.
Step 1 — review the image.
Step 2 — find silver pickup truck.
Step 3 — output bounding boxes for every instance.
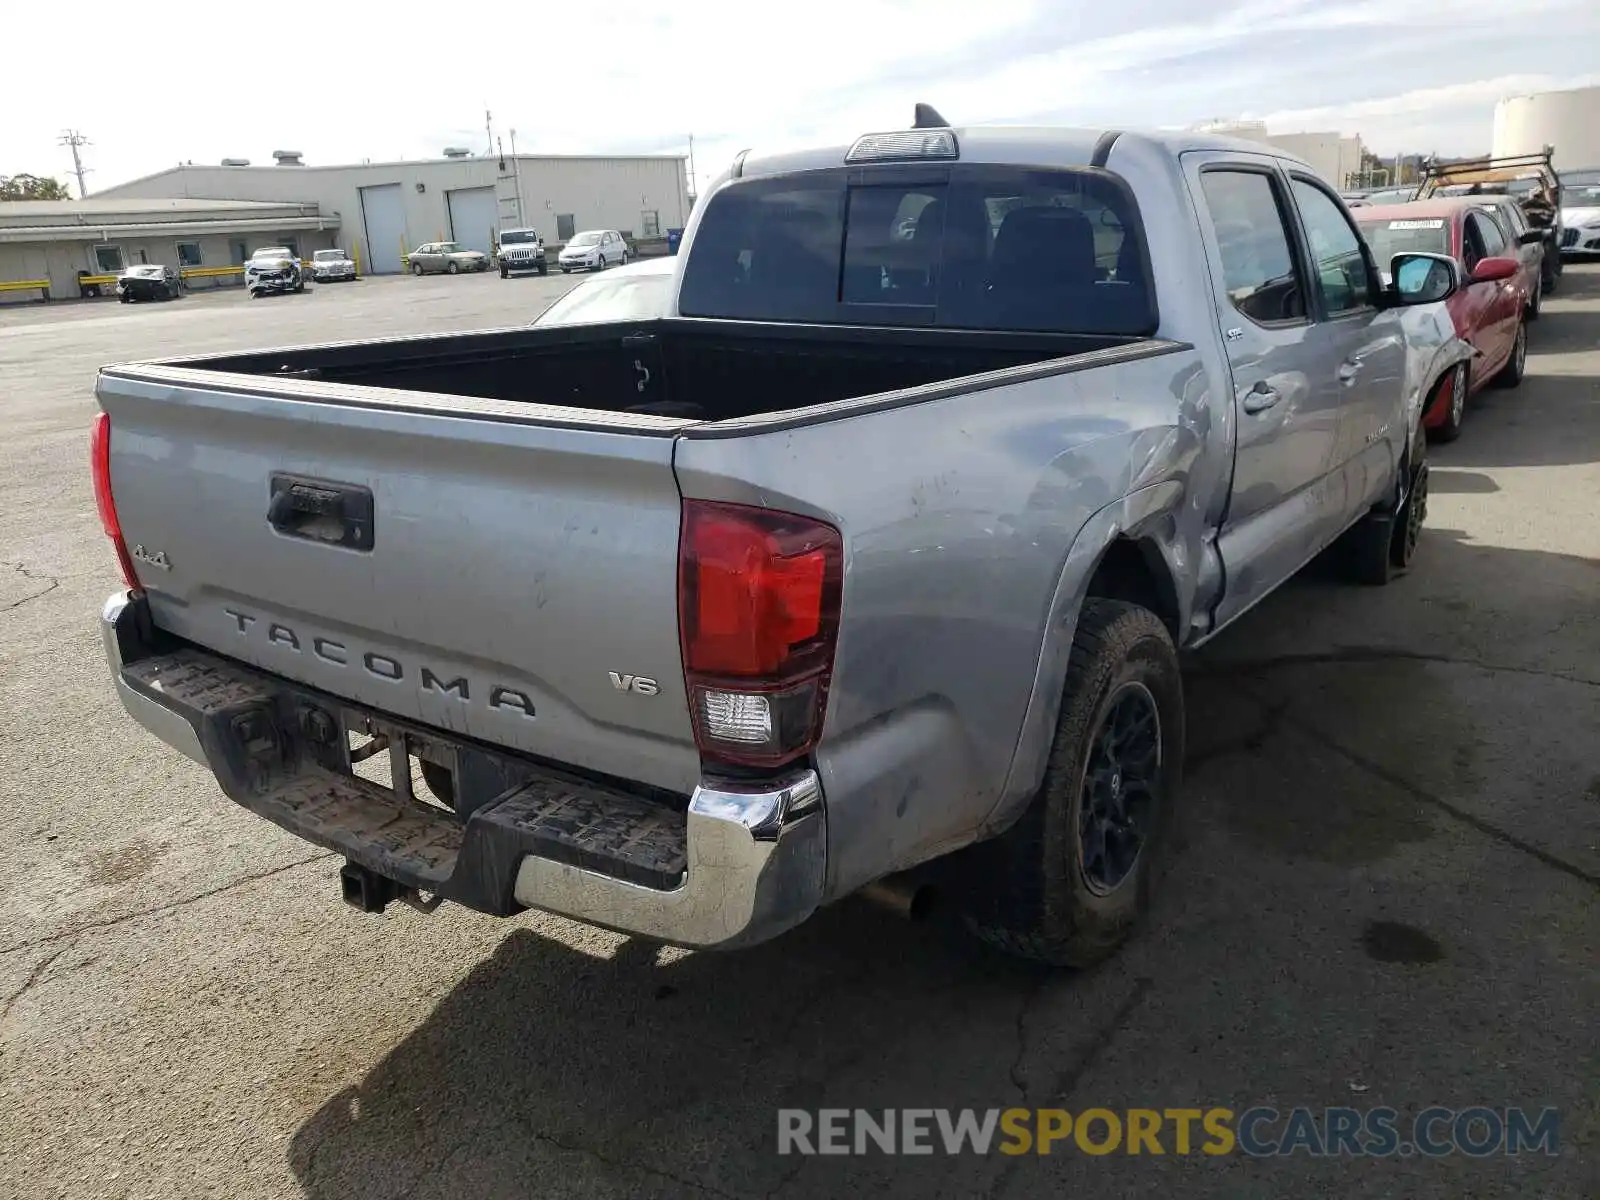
[93,111,1461,966]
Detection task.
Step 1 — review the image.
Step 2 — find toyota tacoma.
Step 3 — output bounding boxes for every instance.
[92,108,1453,965]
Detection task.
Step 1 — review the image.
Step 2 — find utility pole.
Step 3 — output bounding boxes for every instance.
[509,128,526,227]
[687,133,697,205]
[59,129,92,198]
[485,108,493,157]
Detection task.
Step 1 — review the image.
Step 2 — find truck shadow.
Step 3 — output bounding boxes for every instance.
[286,903,1041,1198]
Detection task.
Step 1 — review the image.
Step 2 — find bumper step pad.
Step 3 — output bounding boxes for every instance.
[120,649,686,914]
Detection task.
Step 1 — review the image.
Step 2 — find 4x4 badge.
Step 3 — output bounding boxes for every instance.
[131,545,172,571]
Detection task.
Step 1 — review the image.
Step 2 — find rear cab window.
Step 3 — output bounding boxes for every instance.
[677,165,1156,336]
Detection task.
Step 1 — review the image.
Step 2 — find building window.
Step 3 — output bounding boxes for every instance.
[230,239,249,265]
[93,245,124,273]
[177,242,203,267]
[556,213,576,241]
[641,210,660,238]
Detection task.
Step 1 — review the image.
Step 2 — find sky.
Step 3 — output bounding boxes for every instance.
[6,0,1600,196]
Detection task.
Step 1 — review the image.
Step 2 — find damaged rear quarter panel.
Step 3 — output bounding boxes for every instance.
[672,345,1209,900]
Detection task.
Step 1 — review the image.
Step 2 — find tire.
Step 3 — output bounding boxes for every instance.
[1429,361,1468,444]
[1389,440,1429,571]
[538,262,548,276]
[500,266,509,278]
[1338,421,1427,585]
[1493,321,1527,389]
[447,261,460,275]
[955,599,1183,967]
[1525,282,1541,322]
[412,262,424,277]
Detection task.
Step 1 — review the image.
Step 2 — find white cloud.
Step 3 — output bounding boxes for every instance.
[3,0,1598,193]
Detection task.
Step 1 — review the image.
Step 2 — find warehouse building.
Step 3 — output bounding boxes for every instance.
[1191,120,1366,188]
[0,197,338,303]
[94,149,692,274]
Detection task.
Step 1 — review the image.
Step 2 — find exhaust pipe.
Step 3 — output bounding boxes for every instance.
[856,874,934,921]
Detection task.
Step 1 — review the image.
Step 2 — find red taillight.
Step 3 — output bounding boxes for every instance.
[90,412,140,591]
[679,500,843,768]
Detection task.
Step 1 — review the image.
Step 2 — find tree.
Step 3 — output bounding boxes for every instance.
[0,173,71,201]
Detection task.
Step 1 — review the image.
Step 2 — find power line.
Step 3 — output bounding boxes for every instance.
[59,129,92,198]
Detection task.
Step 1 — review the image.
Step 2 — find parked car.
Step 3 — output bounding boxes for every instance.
[1356,200,1528,442]
[311,248,357,283]
[245,247,305,298]
[115,264,183,302]
[1469,196,1550,312]
[558,229,628,273]
[1363,187,1416,206]
[93,115,1452,967]
[409,242,490,275]
[533,255,674,325]
[1556,169,1600,259]
[497,228,549,277]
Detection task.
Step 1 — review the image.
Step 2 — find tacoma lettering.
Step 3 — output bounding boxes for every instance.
[220,609,532,719]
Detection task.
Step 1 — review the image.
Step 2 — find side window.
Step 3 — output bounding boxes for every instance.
[1474,213,1507,257]
[1289,177,1371,316]
[1500,203,1527,236]
[1463,219,1486,273]
[1198,169,1306,325]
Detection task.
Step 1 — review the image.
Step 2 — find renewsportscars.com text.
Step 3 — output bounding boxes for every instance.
[777,1106,1560,1158]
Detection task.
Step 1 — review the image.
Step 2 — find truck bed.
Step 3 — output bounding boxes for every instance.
[132,318,1144,426]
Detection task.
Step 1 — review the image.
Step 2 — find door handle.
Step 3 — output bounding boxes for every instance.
[1241,383,1282,414]
[1337,359,1364,385]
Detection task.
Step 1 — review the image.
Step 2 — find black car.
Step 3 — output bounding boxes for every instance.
[117,264,184,302]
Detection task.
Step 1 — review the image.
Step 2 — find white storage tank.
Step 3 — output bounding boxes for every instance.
[1493,85,1600,169]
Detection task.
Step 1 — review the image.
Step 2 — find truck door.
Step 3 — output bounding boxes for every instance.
[1282,172,1408,519]
[1185,156,1348,626]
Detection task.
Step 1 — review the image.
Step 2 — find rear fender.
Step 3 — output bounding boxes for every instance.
[980,481,1187,839]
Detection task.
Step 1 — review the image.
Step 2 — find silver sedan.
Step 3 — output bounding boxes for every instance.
[408,242,490,275]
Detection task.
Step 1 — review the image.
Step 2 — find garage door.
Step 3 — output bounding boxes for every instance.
[447,187,498,256]
[359,184,407,274]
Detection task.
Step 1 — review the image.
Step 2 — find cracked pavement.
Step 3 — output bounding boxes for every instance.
[2,270,1596,1198]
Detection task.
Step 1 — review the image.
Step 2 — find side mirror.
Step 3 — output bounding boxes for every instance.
[1517,229,1545,246]
[1389,253,1459,305]
[1470,255,1519,283]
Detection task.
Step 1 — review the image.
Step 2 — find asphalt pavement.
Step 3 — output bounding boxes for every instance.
[1,268,1596,1198]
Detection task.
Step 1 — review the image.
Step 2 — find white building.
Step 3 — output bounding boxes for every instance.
[1191,120,1366,188]
[1492,85,1600,170]
[93,149,692,274]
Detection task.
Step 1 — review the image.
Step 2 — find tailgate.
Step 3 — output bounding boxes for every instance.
[97,369,700,796]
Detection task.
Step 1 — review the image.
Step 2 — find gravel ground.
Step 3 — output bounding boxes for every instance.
[1,267,1595,1199]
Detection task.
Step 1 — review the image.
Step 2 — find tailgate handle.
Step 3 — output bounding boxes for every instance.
[268,475,375,551]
